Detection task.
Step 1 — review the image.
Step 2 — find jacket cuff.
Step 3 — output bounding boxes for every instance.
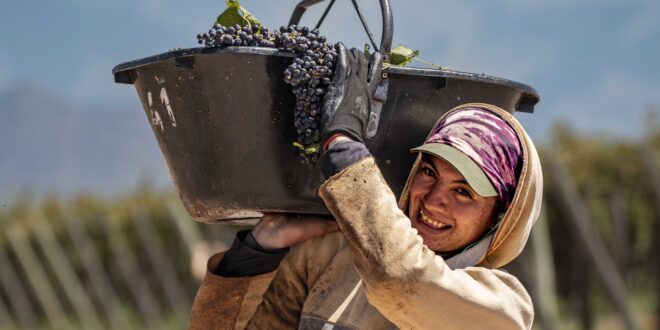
[321,140,371,178]
[214,230,289,277]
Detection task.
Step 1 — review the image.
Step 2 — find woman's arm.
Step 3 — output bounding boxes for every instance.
[188,251,276,330]
[188,214,338,329]
[318,157,534,330]
[214,213,337,277]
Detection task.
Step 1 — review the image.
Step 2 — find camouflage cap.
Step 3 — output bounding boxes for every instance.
[411,107,523,210]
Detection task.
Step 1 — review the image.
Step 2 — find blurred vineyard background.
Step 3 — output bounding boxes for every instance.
[0,116,659,329]
[2,1,660,329]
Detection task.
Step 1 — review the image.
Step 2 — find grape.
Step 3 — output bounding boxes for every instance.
[196,23,338,166]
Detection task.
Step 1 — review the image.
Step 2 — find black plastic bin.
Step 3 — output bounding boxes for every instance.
[113,0,539,222]
[112,46,538,222]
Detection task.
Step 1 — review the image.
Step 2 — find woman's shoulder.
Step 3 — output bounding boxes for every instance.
[280,231,352,287]
[292,231,348,256]
[286,231,349,269]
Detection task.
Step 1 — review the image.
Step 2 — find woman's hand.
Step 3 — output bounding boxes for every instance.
[320,43,382,144]
[251,213,339,250]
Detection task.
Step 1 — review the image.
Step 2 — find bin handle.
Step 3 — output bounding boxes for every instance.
[288,0,393,60]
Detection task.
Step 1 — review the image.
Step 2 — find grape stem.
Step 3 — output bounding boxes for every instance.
[411,57,445,69]
[292,142,320,155]
[383,57,445,70]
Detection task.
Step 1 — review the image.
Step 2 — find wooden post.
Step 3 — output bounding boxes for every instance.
[640,145,660,326]
[28,214,105,330]
[62,214,132,330]
[0,242,38,329]
[129,206,191,321]
[608,191,627,273]
[529,206,560,330]
[167,202,216,282]
[4,224,71,329]
[0,285,17,329]
[166,202,203,250]
[548,158,636,330]
[106,214,164,329]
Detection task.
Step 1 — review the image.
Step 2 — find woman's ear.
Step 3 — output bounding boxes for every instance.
[490,211,505,230]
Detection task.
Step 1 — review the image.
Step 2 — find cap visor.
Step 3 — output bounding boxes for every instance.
[411,143,498,197]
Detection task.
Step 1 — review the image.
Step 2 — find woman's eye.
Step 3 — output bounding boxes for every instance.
[456,188,473,198]
[421,166,435,177]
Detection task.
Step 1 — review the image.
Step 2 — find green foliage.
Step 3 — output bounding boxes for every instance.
[215,0,261,29]
[544,122,657,261]
[0,187,200,328]
[384,44,443,69]
[540,120,660,323]
[388,45,420,66]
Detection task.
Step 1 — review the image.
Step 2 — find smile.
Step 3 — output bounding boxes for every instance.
[420,210,451,230]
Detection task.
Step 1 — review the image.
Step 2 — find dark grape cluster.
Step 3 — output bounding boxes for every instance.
[197,23,275,47]
[197,23,337,166]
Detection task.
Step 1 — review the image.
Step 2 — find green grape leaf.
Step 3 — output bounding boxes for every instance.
[389,45,420,66]
[215,0,261,28]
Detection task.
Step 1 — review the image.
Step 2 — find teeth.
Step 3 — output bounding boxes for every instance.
[420,210,448,229]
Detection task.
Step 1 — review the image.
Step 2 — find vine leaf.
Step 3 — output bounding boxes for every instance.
[389,45,420,66]
[215,0,261,28]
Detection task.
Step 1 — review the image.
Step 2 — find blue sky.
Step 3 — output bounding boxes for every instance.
[1,0,659,141]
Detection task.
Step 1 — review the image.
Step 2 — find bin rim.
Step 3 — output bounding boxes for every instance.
[112,46,540,111]
[112,46,296,78]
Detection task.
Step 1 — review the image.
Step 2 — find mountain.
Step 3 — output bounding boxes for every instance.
[0,84,172,200]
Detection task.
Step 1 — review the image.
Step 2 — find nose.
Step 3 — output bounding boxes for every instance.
[422,181,449,213]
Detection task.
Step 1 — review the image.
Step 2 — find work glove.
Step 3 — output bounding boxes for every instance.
[320,43,383,145]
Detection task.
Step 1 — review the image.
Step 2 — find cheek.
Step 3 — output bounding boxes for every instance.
[407,175,430,218]
[408,175,429,201]
[464,201,497,232]
[450,196,488,219]
[407,187,422,217]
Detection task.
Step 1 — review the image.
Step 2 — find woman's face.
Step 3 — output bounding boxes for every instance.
[408,155,499,254]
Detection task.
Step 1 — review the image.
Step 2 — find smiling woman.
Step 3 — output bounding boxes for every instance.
[406,106,524,256]
[408,155,499,255]
[189,45,543,330]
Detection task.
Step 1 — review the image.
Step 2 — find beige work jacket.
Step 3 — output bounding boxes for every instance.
[189,103,544,329]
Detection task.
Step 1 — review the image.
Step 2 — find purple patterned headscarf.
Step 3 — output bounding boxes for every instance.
[426,107,523,210]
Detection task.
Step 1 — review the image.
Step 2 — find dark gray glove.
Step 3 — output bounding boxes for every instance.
[321,43,383,144]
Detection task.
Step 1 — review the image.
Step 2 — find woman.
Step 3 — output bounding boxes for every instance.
[189,46,543,329]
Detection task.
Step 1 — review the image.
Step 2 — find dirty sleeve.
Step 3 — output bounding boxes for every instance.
[188,252,276,330]
[318,157,534,330]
